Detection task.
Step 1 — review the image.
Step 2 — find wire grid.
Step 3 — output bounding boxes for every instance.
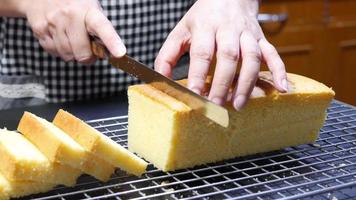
[23,100,356,200]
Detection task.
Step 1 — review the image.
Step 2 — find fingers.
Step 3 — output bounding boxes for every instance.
[154,24,190,77]
[27,1,122,63]
[259,38,288,92]
[85,8,126,58]
[187,28,216,95]
[66,13,94,64]
[38,34,58,56]
[28,11,59,57]
[232,31,261,110]
[48,20,74,61]
[46,7,75,61]
[208,27,240,105]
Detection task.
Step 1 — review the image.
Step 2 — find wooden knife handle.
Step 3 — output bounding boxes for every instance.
[89,35,109,59]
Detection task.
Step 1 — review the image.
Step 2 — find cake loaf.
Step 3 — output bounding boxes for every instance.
[127,72,335,171]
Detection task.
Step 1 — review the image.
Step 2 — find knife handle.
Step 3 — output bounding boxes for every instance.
[89,35,109,59]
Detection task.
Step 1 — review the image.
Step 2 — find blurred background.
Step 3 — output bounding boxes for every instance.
[259,0,356,105]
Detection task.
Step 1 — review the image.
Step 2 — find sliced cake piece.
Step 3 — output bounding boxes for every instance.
[82,153,115,182]
[16,111,116,182]
[49,163,81,187]
[0,172,55,199]
[53,109,148,176]
[17,112,86,170]
[0,129,50,181]
[0,129,81,186]
[127,72,335,171]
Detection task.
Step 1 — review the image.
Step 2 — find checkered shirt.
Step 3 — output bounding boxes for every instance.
[0,0,194,103]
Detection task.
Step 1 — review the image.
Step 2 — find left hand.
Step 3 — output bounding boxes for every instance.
[155,0,288,111]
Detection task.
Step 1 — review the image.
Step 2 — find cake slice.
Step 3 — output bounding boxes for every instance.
[0,129,81,186]
[82,153,116,182]
[0,172,55,199]
[53,109,148,176]
[16,111,118,182]
[0,129,50,182]
[48,163,81,187]
[17,112,86,170]
[127,72,335,171]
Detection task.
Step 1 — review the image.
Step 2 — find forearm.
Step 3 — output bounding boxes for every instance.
[0,0,26,17]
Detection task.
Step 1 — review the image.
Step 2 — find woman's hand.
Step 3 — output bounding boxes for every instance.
[24,0,125,63]
[155,0,288,111]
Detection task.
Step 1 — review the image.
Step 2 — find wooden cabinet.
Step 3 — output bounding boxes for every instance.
[326,0,356,106]
[260,0,356,105]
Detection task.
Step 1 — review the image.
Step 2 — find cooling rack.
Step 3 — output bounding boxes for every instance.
[22,100,356,200]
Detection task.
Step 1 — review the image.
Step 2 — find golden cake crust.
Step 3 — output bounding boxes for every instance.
[129,72,335,109]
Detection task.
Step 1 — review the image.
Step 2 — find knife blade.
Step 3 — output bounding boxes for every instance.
[90,37,229,128]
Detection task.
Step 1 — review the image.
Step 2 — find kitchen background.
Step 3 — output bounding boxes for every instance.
[259,0,356,105]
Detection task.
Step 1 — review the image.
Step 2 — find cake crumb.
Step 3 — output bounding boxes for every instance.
[163,188,175,192]
[312,143,321,148]
[161,181,175,193]
[161,180,170,185]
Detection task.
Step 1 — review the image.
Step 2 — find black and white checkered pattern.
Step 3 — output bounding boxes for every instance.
[0,0,194,103]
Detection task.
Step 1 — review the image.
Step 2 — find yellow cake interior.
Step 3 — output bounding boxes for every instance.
[0,129,50,182]
[48,163,81,187]
[82,152,115,182]
[92,134,147,176]
[53,109,148,176]
[0,172,10,200]
[0,171,55,200]
[0,129,81,187]
[17,112,86,170]
[127,72,335,171]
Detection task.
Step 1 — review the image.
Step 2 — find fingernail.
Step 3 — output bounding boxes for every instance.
[113,43,126,57]
[281,78,289,92]
[233,95,247,111]
[211,97,223,105]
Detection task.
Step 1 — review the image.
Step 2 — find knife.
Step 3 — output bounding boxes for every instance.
[90,36,229,128]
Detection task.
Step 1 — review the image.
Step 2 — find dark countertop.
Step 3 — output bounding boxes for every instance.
[0,91,129,130]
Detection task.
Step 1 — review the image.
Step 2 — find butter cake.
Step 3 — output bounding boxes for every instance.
[127,72,335,171]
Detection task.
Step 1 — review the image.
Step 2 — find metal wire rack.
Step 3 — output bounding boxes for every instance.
[23,100,356,200]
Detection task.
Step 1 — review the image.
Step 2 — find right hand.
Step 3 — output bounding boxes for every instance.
[24,0,126,63]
